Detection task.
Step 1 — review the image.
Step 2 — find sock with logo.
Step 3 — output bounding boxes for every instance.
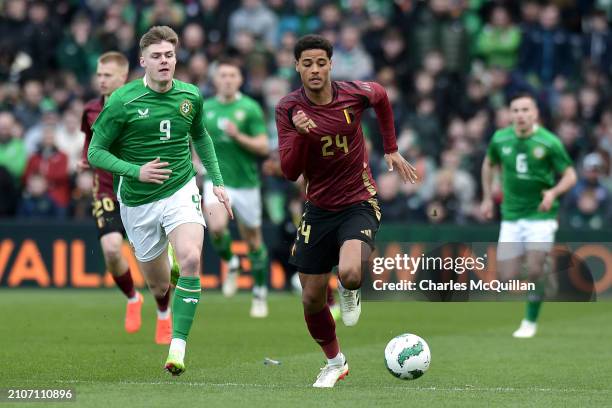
[172,276,201,340]
[211,230,233,262]
[249,245,268,288]
[304,305,339,359]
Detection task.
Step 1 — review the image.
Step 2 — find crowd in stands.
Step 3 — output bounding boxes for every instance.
[0,0,610,229]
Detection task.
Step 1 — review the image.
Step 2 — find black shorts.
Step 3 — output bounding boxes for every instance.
[290,197,381,275]
[92,196,125,239]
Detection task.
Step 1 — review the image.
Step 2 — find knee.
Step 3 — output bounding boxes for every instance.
[338,265,361,290]
[103,246,123,269]
[147,281,169,298]
[178,249,201,275]
[302,291,325,314]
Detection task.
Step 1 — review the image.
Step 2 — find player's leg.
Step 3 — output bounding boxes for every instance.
[232,186,268,315]
[513,219,558,338]
[165,222,204,376]
[136,249,173,344]
[301,272,348,388]
[119,200,172,345]
[238,222,269,318]
[335,199,380,326]
[291,202,347,387]
[203,180,239,297]
[100,232,142,333]
[95,197,142,333]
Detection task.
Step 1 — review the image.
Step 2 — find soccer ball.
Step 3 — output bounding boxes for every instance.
[384,333,431,380]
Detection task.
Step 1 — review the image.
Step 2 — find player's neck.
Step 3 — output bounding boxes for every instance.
[515,123,538,138]
[217,93,238,104]
[304,85,333,105]
[144,75,173,93]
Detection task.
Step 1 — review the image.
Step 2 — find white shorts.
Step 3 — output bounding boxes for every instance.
[497,219,558,261]
[203,181,262,228]
[120,178,205,262]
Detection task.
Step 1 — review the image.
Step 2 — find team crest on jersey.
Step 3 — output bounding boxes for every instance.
[533,146,546,159]
[502,146,512,155]
[180,99,193,117]
[234,110,246,121]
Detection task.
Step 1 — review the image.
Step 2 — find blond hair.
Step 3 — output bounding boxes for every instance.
[97,51,129,71]
[139,26,179,51]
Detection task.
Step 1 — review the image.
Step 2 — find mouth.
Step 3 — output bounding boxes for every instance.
[309,78,322,85]
[159,68,170,74]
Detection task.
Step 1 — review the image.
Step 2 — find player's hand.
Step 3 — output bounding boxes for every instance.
[384,151,417,183]
[139,157,172,184]
[213,185,234,219]
[76,159,90,172]
[538,189,556,212]
[224,121,239,138]
[480,198,494,220]
[292,110,316,134]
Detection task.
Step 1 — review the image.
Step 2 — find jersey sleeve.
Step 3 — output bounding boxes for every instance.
[247,101,267,136]
[191,96,224,186]
[486,134,500,165]
[356,81,398,154]
[275,101,309,182]
[88,94,140,179]
[549,137,573,174]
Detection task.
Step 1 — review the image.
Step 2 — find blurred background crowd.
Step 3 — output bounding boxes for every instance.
[0,0,611,230]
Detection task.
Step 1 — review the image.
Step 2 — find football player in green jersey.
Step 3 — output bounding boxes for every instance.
[88,26,233,376]
[202,59,270,317]
[481,93,576,338]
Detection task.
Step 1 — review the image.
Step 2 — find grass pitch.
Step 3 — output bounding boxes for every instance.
[1,289,611,407]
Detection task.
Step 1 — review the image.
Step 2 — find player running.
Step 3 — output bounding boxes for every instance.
[481,93,576,338]
[275,34,417,387]
[80,51,176,344]
[88,26,232,376]
[202,59,270,317]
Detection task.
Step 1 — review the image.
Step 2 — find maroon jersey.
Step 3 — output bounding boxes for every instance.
[276,81,398,211]
[81,97,116,200]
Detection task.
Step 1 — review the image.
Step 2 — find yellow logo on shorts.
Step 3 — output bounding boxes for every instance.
[180,99,193,116]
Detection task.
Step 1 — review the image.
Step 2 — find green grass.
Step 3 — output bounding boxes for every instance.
[1,289,611,407]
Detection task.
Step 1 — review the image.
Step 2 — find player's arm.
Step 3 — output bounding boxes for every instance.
[365,82,417,183]
[538,139,577,212]
[192,99,233,219]
[224,102,269,156]
[88,96,170,184]
[275,104,310,182]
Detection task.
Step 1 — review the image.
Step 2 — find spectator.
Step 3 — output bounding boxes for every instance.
[13,79,43,130]
[582,10,612,76]
[138,0,185,36]
[519,4,574,86]
[56,14,100,83]
[55,109,85,174]
[0,111,27,182]
[177,23,206,65]
[563,153,611,229]
[228,0,278,51]
[278,0,320,39]
[476,5,521,70]
[332,24,374,80]
[17,172,63,218]
[70,169,94,219]
[377,172,407,222]
[22,126,70,215]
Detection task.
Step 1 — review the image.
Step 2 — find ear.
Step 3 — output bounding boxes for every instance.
[295,60,299,72]
[139,56,145,69]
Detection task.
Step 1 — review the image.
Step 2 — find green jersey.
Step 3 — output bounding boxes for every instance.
[203,93,267,188]
[89,78,223,206]
[487,125,572,221]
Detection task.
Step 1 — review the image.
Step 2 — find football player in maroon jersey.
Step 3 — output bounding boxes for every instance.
[275,34,417,387]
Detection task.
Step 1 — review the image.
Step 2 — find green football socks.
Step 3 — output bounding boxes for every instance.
[172,276,201,340]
